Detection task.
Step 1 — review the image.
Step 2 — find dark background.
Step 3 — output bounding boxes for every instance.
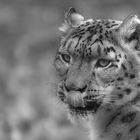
[0,0,139,140]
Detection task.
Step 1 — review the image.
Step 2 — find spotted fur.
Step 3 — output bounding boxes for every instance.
[55,8,140,140]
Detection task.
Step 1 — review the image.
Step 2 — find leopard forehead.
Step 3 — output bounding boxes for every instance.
[60,19,122,57]
[72,19,121,38]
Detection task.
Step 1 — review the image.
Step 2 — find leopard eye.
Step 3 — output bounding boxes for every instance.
[96,58,111,67]
[61,53,71,63]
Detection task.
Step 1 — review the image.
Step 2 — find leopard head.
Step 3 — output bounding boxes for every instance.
[55,8,140,117]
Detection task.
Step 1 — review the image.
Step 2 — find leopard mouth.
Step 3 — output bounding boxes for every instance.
[68,100,101,114]
[58,90,102,115]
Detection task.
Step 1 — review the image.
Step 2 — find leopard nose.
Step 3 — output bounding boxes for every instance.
[64,83,87,93]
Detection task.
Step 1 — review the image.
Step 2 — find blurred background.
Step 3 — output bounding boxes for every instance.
[0,0,139,140]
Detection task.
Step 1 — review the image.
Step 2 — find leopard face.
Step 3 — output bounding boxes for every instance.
[55,8,140,117]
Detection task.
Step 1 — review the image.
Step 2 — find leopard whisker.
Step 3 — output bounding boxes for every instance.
[56,96,65,106]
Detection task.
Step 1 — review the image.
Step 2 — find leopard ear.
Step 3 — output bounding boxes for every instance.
[59,7,84,33]
[119,15,140,43]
